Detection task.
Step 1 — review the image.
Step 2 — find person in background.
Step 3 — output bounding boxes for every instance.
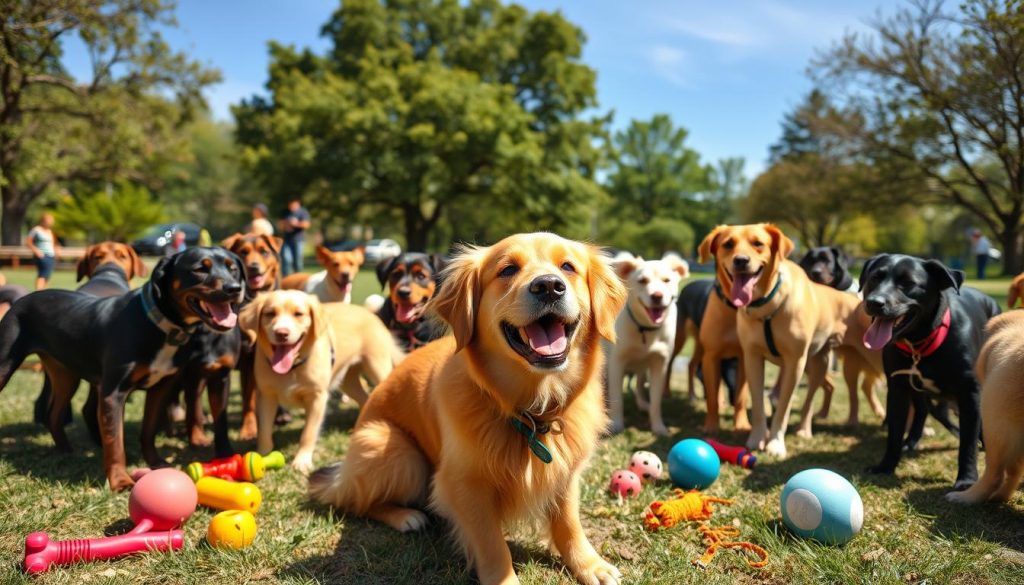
[25,212,59,290]
[279,198,310,276]
[166,229,187,256]
[249,203,274,236]
[971,229,992,280]
[0,272,29,320]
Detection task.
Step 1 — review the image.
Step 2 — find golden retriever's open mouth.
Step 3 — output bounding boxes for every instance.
[725,265,764,307]
[187,295,239,331]
[502,314,578,368]
[269,334,305,374]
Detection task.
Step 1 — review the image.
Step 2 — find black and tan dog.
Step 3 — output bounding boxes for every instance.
[0,247,245,491]
[860,254,999,490]
[223,232,283,440]
[374,252,447,351]
[33,242,147,429]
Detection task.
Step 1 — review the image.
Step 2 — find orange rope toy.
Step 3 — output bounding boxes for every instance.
[643,489,768,570]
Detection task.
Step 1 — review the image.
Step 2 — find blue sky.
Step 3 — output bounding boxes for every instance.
[66,0,904,178]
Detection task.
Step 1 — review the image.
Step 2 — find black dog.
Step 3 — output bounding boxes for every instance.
[860,254,999,490]
[798,247,856,292]
[375,253,447,351]
[0,247,245,491]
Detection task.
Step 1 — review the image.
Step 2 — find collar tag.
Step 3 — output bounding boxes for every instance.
[510,417,553,464]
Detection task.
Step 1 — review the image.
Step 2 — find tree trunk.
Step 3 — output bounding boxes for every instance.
[1,184,28,246]
[998,224,1022,276]
[403,206,429,252]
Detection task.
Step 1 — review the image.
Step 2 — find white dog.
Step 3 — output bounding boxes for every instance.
[607,253,689,435]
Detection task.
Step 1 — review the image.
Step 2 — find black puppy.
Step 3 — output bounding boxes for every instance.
[860,254,999,490]
[798,247,856,292]
[0,247,245,491]
[375,253,447,351]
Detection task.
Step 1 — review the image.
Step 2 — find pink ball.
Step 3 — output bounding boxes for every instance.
[629,450,664,482]
[608,469,642,498]
[129,468,198,531]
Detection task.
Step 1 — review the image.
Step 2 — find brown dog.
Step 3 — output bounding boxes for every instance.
[281,245,364,303]
[223,232,284,440]
[76,241,146,283]
[946,310,1024,504]
[308,233,626,585]
[240,290,403,473]
[1008,273,1024,308]
[701,224,862,457]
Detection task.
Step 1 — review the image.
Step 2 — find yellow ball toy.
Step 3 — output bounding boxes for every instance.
[207,510,257,549]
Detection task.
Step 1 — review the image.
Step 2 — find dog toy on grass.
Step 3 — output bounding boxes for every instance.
[195,476,262,513]
[643,488,768,570]
[668,439,720,489]
[186,451,285,482]
[704,439,757,469]
[629,450,664,481]
[207,510,258,549]
[23,468,197,574]
[780,468,863,545]
[609,469,643,499]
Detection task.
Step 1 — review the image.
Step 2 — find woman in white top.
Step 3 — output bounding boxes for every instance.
[25,212,59,290]
[249,203,275,236]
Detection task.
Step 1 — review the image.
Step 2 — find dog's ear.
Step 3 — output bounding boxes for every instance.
[662,253,690,278]
[149,255,177,300]
[376,255,399,288]
[858,254,885,293]
[228,251,248,300]
[306,295,328,341]
[430,245,483,352]
[76,246,94,282]
[237,294,264,344]
[222,233,243,252]
[611,253,640,280]
[271,237,284,256]
[429,253,449,275]
[352,246,365,265]
[830,247,849,270]
[764,224,795,259]
[698,226,728,263]
[589,247,628,342]
[315,245,332,267]
[1008,278,1022,309]
[924,259,964,294]
[126,245,147,279]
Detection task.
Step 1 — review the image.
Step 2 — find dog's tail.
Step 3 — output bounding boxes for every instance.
[308,462,347,508]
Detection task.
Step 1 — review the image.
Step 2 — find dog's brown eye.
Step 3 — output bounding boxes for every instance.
[752,240,764,248]
[723,240,735,250]
[662,277,670,283]
[294,311,304,317]
[260,250,269,257]
[499,265,519,278]
[560,262,576,274]
[638,277,649,285]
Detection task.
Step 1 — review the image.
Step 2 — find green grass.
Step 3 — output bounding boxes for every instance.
[1,273,1022,584]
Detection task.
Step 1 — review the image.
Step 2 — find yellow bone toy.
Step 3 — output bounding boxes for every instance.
[643,488,768,570]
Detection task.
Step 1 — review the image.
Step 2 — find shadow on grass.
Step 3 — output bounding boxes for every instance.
[906,486,1024,553]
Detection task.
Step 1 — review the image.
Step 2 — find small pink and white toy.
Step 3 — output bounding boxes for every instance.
[629,450,664,482]
[608,469,643,499]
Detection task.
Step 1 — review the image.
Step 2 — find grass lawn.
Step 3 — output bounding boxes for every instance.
[1,270,1022,584]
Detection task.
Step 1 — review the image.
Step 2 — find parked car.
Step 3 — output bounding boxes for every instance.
[132,223,201,256]
[324,238,402,264]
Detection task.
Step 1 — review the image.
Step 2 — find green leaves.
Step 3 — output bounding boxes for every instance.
[54,182,165,242]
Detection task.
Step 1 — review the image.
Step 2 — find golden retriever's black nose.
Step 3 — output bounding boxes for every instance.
[733,256,750,269]
[529,275,566,302]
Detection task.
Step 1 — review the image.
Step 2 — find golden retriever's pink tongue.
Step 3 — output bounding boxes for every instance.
[270,343,301,374]
[863,318,894,350]
[395,302,420,324]
[524,321,567,356]
[205,301,237,328]
[730,274,759,307]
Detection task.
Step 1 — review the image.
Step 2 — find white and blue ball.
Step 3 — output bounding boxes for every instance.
[780,468,863,545]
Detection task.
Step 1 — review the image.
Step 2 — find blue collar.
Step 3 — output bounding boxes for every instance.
[140,282,195,346]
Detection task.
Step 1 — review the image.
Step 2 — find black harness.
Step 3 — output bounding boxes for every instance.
[746,277,783,358]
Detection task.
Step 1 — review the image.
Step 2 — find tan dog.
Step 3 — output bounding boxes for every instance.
[239,290,403,473]
[308,233,626,585]
[1008,273,1024,308]
[281,245,364,303]
[701,224,861,457]
[76,241,146,282]
[947,310,1024,504]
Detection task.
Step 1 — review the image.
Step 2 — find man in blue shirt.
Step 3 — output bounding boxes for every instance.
[279,198,311,276]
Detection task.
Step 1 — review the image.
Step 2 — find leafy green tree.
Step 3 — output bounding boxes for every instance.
[814,0,1024,274]
[235,0,606,250]
[0,0,219,244]
[54,182,165,242]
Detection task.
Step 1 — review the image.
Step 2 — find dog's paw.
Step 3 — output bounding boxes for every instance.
[745,427,768,452]
[764,438,788,458]
[391,509,429,533]
[292,453,315,475]
[795,427,813,440]
[951,478,976,492]
[575,558,622,585]
[945,489,982,504]
[651,422,670,437]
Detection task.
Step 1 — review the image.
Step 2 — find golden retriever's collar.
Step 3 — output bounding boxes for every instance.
[140,282,196,346]
[510,411,564,464]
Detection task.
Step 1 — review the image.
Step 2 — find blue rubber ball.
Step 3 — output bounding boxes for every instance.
[667,439,720,490]
[780,468,863,545]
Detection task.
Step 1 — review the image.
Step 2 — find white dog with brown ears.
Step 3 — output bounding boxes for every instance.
[607,252,689,435]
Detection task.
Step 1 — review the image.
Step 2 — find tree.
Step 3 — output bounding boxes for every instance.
[54,182,165,242]
[0,0,219,245]
[235,0,606,250]
[814,0,1024,274]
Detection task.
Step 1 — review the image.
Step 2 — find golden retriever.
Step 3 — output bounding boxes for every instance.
[947,310,1024,504]
[239,290,403,473]
[308,232,626,585]
[700,223,865,457]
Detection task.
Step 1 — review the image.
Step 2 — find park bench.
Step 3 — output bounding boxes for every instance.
[0,245,86,269]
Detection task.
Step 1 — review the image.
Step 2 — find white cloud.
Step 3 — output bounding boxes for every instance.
[647,44,689,88]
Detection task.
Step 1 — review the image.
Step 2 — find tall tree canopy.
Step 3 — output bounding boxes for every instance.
[814,0,1024,274]
[0,0,219,244]
[235,0,607,250]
